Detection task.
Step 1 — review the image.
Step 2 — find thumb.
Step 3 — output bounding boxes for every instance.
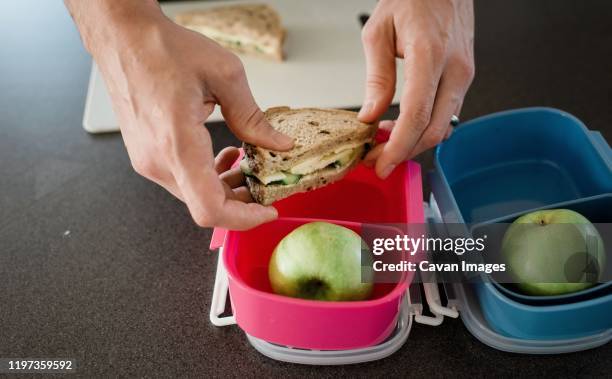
[358,22,397,123]
[216,69,293,151]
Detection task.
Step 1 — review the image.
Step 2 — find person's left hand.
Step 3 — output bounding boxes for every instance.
[358,0,475,178]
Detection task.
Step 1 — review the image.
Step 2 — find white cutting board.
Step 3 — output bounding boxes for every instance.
[83,0,403,133]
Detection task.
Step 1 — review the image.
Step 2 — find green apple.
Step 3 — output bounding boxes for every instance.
[268,222,373,301]
[502,209,606,296]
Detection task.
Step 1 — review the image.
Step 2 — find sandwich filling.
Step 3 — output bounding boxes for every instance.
[241,143,366,186]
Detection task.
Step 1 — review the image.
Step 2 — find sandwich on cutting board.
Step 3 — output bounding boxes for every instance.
[174,3,285,61]
[241,107,377,205]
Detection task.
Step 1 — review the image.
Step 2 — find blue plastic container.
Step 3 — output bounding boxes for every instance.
[432,107,612,343]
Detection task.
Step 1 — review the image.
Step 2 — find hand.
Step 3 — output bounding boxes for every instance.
[358,0,475,178]
[65,1,293,230]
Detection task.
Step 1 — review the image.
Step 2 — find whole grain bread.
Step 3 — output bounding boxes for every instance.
[243,107,377,178]
[174,4,285,61]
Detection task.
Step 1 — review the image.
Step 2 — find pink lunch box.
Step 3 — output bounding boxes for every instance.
[210,135,424,350]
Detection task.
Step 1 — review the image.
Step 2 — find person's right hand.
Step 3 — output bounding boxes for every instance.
[66,1,293,230]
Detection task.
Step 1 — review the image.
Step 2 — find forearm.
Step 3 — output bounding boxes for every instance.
[64,0,164,57]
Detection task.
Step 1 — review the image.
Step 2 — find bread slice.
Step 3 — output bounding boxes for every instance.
[242,107,377,205]
[174,4,285,61]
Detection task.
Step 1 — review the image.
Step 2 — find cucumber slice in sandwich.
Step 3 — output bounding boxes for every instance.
[281,172,302,185]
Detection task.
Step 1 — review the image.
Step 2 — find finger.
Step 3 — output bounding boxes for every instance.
[379,120,396,131]
[170,118,276,229]
[409,91,458,157]
[364,120,394,166]
[220,167,245,188]
[216,200,278,230]
[444,126,453,140]
[363,143,385,167]
[232,186,254,203]
[358,18,397,123]
[213,180,275,228]
[220,180,235,198]
[214,60,294,151]
[182,162,276,229]
[374,41,444,179]
[214,146,241,174]
[445,99,464,140]
[410,66,469,157]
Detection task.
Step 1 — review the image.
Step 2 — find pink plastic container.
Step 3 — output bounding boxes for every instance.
[210,152,424,350]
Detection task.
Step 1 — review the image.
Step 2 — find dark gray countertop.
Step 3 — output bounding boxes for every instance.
[1,0,610,377]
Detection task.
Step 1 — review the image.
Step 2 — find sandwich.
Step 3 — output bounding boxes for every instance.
[240,107,377,205]
[174,3,285,61]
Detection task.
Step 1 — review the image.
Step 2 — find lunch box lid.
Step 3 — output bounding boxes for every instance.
[245,293,414,365]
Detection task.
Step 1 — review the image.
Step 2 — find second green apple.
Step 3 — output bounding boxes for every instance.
[502,209,606,296]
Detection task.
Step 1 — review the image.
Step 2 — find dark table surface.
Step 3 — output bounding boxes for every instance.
[1,0,611,377]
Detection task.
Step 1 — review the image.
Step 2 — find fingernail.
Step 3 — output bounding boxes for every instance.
[268,206,279,219]
[379,120,395,130]
[358,101,374,118]
[380,164,396,179]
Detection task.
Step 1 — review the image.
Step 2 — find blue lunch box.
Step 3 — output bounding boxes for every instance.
[431,107,612,343]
